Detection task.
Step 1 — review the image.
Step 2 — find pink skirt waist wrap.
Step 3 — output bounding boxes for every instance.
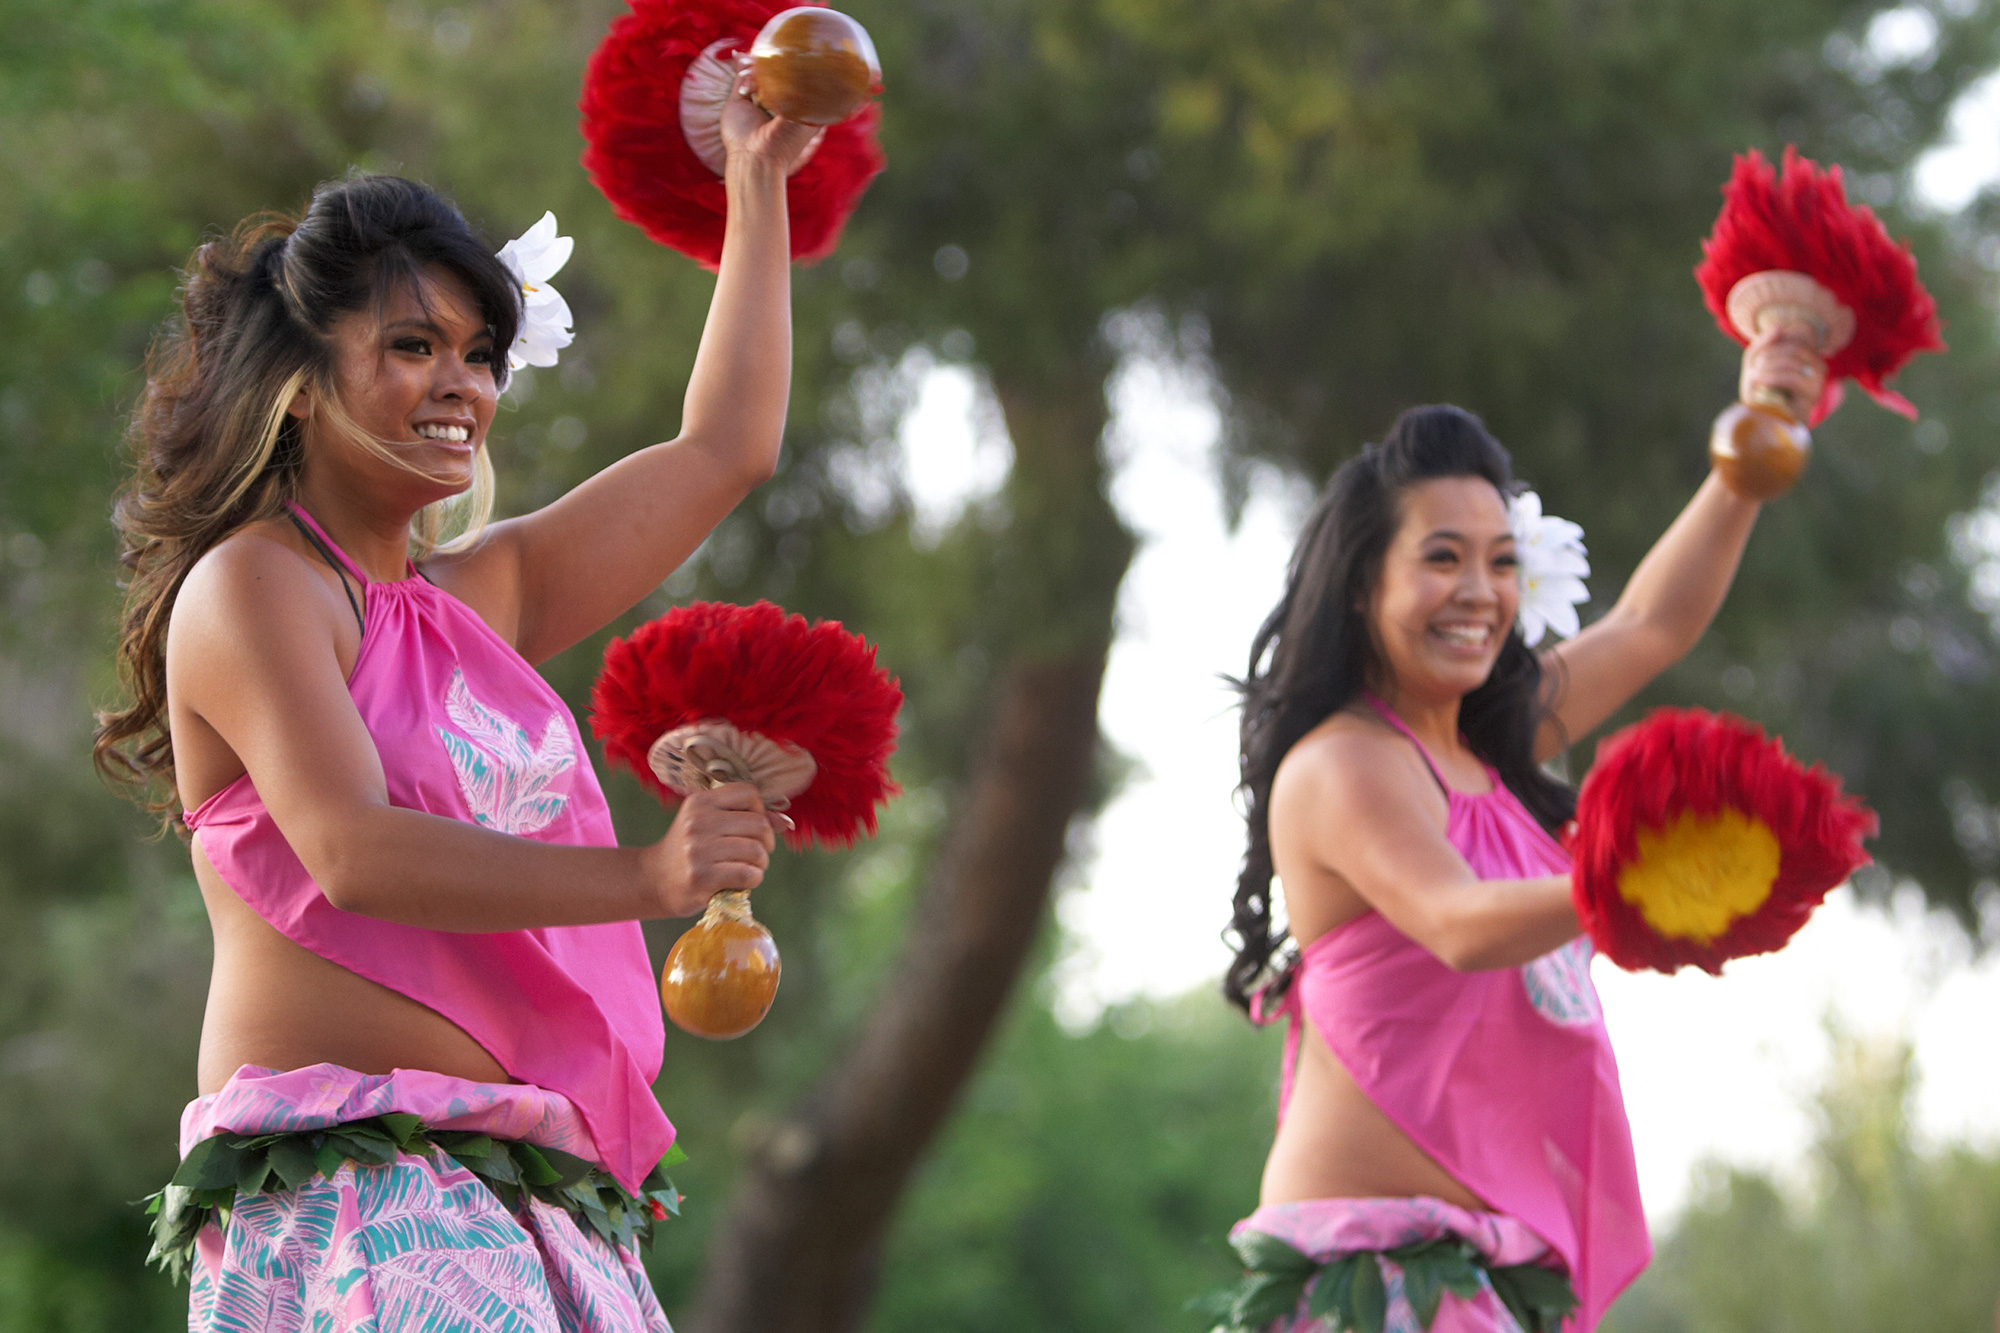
[180,1064,605,1162]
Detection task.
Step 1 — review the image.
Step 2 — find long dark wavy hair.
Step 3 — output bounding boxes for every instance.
[93,173,523,823]
[1223,405,1576,1013]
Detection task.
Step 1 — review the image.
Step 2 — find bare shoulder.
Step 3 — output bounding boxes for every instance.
[170,521,354,691]
[176,521,332,631]
[1272,710,1434,822]
[1267,710,1441,937]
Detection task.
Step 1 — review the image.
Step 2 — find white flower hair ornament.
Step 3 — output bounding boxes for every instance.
[1508,490,1590,647]
[496,212,575,373]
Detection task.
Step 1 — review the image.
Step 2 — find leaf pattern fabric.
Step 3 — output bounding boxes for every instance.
[436,669,576,836]
[186,1153,669,1333]
[1520,938,1602,1029]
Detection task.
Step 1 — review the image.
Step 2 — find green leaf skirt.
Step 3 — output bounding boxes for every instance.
[1191,1228,1577,1333]
[144,1111,687,1285]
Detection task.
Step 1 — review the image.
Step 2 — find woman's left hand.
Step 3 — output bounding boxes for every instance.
[721,61,825,176]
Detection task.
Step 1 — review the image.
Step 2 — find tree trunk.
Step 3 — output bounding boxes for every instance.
[689,376,1132,1332]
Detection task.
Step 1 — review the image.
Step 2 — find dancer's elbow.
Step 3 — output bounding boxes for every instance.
[1435,938,1511,972]
[313,859,372,915]
[1424,909,1537,972]
[300,826,388,916]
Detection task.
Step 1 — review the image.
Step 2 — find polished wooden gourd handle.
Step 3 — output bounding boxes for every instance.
[1709,398,1811,502]
[749,7,881,127]
[1707,272,1846,502]
[653,752,783,1041]
[661,887,781,1041]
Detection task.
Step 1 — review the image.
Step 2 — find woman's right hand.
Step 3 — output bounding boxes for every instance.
[721,62,826,178]
[646,782,782,918]
[1739,323,1829,420]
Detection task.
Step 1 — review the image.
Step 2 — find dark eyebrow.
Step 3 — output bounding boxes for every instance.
[1421,528,1515,546]
[384,317,493,342]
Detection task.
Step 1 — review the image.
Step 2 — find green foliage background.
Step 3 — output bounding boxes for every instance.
[3,0,2000,1328]
[1606,1030,2000,1333]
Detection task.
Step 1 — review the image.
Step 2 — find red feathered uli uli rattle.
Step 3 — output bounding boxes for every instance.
[581,0,884,270]
[1569,709,1876,975]
[1696,146,1944,501]
[592,601,901,1037]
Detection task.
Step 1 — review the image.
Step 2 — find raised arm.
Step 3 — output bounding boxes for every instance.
[171,532,774,931]
[1273,725,1578,971]
[1535,473,1759,756]
[1532,338,1828,757]
[448,77,826,665]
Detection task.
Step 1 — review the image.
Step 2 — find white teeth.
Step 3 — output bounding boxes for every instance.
[1435,625,1492,647]
[416,424,470,442]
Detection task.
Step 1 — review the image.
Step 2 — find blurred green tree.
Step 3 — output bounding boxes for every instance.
[1606,1027,2000,1333]
[1113,0,2000,927]
[867,993,1283,1333]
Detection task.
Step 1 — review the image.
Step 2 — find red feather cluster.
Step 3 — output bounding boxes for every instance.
[579,0,886,269]
[1694,146,1943,423]
[1570,708,1875,976]
[590,600,903,849]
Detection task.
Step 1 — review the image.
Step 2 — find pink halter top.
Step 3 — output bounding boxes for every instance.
[183,503,672,1193]
[1261,693,1649,1328]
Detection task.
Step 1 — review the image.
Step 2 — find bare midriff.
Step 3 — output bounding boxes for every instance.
[192,840,512,1094]
[1259,1012,1487,1212]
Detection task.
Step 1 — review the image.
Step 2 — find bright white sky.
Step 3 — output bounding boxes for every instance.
[889,43,2000,1220]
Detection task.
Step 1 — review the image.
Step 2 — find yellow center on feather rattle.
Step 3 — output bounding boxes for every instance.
[1616,808,1781,942]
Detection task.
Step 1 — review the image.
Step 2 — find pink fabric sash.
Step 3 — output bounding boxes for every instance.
[1260,696,1650,1328]
[185,504,670,1192]
[180,1064,602,1162]
[1233,1196,1554,1333]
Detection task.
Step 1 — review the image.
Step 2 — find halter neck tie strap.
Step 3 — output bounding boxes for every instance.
[285,502,366,636]
[285,502,370,585]
[1360,689,1451,798]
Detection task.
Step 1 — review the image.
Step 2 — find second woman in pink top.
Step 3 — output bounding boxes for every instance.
[1218,360,1813,1329]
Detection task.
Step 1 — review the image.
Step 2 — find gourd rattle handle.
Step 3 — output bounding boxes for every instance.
[658,757,783,1040]
[1707,273,1842,503]
[748,7,881,127]
[1709,397,1811,502]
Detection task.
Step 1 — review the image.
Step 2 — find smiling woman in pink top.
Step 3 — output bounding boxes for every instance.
[91,71,819,1333]
[1215,374,1809,1331]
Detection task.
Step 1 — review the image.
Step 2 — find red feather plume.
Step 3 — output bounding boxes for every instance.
[579,0,886,269]
[590,600,903,849]
[1695,146,1943,423]
[1570,708,1875,975]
